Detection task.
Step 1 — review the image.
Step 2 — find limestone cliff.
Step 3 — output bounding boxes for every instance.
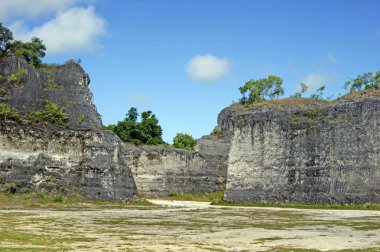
[224,95,380,204]
[121,102,233,197]
[0,125,137,200]
[123,144,227,196]
[0,56,101,129]
[0,57,138,200]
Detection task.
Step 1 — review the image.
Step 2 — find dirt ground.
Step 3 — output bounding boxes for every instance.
[0,199,379,251]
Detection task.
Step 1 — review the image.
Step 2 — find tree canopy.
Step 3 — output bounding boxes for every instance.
[107,107,165,145]
[344,71,380,92]
[173,133,197,151]
[239,75,284,104]
[0,23,46,67]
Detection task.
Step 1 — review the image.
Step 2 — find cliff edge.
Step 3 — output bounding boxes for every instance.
[223,93,380,204]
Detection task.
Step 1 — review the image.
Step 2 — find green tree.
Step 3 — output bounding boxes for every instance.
[0,23,13,55]
[173,133,197,151]
[140,111,165,145]
[344,71,380,92]
[0,23,46,67]
[8,37,46,67]
[127,107,138,122]
[239,75,284,103]
[109,107,165,145]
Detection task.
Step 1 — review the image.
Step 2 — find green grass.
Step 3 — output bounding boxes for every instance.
[0,192,152,209]
[0,230,96,251]
[0,248,62,252]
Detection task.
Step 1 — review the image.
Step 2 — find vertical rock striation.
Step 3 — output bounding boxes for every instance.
[123,145,226,196]
[0,57,138,200]
[224,98,380,204]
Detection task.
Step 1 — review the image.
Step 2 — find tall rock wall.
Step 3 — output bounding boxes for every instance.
[0,57,138,200]
[122,105,234,197]
[224,98,380,204]
[123,145,227,196]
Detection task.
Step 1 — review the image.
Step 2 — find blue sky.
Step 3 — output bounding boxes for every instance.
[1,0,380,142]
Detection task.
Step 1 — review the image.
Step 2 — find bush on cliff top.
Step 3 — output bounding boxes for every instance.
[238,70,380,106]
[106,107,166,145]
[344,71,380,92]
[239,75,284,104]
[0,23,46,67]
[173,133,197,151]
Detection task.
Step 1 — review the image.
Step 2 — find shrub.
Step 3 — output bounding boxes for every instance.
[4,182,18,194]
[52,194,65,203]
[344,71,380,92]
[0,103,21,121]
[173,133,197,151]
[29,101,68,125]
[239,75,284,104]
[7,68,27,84]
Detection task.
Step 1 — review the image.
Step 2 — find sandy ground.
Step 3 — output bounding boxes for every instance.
[0,200,379,251]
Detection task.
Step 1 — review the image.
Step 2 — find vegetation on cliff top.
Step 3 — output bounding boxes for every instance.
[173,133,197,151]
[0,23,46,67]
[106,107,198,149]
[106,107,166,145]
[235,71,380,112]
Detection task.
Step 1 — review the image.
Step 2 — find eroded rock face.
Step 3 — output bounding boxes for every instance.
[224,98,380,204]
[0,56,102,129]
[121,106,234,197]
[0,57,138,200]
[0,125,138,200]
[123,145,226,196]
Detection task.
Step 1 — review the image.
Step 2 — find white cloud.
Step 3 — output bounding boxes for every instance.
[126,93,153,106]
[302,73,336,91]
[0,0,84,20]
[11,6,106,54]
[185,53,230,83]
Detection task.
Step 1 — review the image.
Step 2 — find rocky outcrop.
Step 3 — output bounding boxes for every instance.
[0,57,138,200]
[0,56,101,129]
[123,144,226,196]
[0,125,137,200]
[224,97,380,204]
